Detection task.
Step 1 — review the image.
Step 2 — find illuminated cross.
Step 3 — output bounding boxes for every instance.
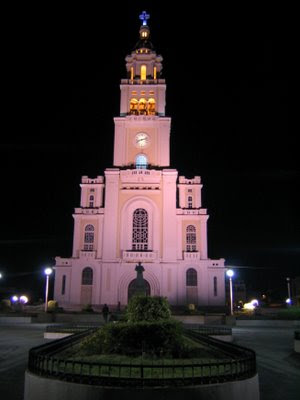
[139,11,150,26]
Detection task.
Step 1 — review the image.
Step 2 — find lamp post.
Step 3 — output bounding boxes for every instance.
[44,268,53,312]
[226,269,234,315]
[286,277,292,306]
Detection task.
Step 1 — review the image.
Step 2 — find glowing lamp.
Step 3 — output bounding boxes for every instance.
[250,299,259,307]
[44,267,53,276]
[0,272,2,279]
[286,298,291,304]
[44,267,53,312]
[226,269,234,278]
[11,295,19,303]
[20,295,29,304]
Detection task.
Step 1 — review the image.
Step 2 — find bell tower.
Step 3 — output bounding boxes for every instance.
[113,12,171,168]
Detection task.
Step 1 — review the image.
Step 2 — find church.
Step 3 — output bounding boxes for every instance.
[53,12,226,309]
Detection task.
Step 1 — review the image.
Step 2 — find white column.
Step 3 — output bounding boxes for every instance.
[162,170,178,261]
[199,215,209,259]
[102,169,120,260]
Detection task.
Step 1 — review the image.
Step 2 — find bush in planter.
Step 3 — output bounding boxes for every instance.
[80,319,184,356]
[125,295,171,322]
[47,300,58,312]
[0,299,12,311]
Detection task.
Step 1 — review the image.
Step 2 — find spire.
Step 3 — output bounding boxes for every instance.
[134,10,154,51]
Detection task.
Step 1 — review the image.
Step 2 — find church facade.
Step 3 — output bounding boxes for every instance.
[53,13,226,309]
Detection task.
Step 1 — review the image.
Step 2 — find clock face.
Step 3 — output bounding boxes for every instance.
[135,132,150,148]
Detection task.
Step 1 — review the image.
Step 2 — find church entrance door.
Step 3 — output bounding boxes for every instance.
[128,279,150,301]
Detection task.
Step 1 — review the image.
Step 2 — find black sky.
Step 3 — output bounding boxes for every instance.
[0,3,297,301]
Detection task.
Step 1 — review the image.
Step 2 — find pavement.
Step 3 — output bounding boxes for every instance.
[0,323,299,399]
[0,324,47,400]
[233,326,300,400]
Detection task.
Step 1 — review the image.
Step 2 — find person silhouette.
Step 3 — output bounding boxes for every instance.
[102,303,109,323]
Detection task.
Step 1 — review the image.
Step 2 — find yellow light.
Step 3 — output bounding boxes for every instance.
[130,67,134,80]
[243,302,255,310]
[154,66,157,80]
[141,65,147,80]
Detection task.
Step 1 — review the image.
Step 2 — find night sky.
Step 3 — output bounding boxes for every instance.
[0,3,297,302]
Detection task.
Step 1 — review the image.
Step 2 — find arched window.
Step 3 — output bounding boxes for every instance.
[132,208,148,250]
[81,267,93,285]
[153,66,157,80]
[141,65,147,80]
[214,276,218,296]
[89,195,94,208]
[138,98,147,114]
[186,268,197,286]
[61,275,66,295]
[148,98,156,115]
[84,224,94,251]
[135,154,148,169]
[130,66,134,80]
[188,196,193,208]
[130,98,138,115]
[186,225,196,252]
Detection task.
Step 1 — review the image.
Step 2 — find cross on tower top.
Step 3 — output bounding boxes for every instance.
[139,11,150,26]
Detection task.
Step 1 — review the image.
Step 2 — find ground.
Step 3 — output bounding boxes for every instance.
[0,323,299,399]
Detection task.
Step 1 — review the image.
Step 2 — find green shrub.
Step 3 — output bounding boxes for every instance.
[125,296,171,322]
[80,320,184,356]
[47,300,58,312]
[0,299,12,311]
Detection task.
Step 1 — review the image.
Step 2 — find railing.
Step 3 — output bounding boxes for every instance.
[45,324,103,333]
[183,325,232,336]
[122,250,157,262]
[183,251,200,260]
[28,328,256,387]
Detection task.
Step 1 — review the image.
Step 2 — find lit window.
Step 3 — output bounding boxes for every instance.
[154,66,157,79]
[132,208,148,250]
[84,224,94,251]
[141,65,147,80]
[138,98,147,115]
[148,98,156,115]
[186,225,196,252]
[82,267,93,285]
[130,98,138,115]
[135,154,148,169]
[186,268,197,286]
[188,196,193,208]
[130,67,134,80]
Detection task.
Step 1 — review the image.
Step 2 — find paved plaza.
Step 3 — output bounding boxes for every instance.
[0,323,299,399]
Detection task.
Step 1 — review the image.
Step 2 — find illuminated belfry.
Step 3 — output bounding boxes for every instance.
[54,12,225,309]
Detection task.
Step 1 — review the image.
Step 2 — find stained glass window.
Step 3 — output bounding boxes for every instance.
[82,267,93,285]
[84,224,94,251]
[186,225,196,252]
[132,208,148,250]
[186,268,197,286]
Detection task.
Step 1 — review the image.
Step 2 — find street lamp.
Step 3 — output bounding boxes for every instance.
[286,277,292,306]
[226,269,234,315]
[44,268,53,312]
